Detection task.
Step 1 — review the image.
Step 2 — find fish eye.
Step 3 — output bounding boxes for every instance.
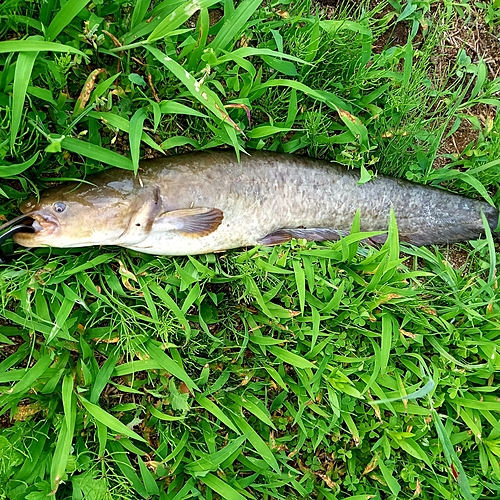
[53,202,66,213]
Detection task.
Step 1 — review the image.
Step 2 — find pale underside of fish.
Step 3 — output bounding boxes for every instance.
[12,150,499,255]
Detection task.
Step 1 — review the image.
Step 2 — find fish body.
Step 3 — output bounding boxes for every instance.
[13,150,499,254]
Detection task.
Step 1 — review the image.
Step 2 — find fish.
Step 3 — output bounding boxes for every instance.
[9,150,499,255]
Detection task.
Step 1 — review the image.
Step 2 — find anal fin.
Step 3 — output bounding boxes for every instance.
[259,227,347,246]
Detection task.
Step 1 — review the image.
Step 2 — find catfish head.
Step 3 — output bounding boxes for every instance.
[13,172,162,248]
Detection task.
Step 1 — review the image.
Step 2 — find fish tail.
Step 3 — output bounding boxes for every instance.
[398,204,499,246]
[487,206,499,239]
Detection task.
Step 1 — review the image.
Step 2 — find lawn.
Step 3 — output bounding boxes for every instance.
[1,0,500,499]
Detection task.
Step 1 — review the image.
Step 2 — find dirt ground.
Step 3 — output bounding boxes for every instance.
[315,0,500,164]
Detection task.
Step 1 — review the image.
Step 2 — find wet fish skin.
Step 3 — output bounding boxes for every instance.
[13,150,499,255]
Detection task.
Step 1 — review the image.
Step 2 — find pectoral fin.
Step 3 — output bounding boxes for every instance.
[259,227,346,245]
[157,207,224,237]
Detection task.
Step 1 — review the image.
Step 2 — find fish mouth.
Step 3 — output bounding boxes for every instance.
[29,212,59,235]
[8,212,59,246]
[10,212,59,235]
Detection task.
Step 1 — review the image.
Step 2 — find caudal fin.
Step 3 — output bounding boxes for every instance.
[399,205,499,246]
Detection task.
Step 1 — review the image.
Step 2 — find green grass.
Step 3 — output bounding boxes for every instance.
[1,0,500,499]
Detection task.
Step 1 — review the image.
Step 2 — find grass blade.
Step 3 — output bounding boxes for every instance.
[196,395,240,433]
[293,259,306,314]
[386,208,400,262]
[336,106,370,151]
[50,374,75,493]
[159,100,208,117]
[8,355,53,395]
[146,342,199,392]
[11,49,38,150]
[209,0,263,52]
[45,0,91,41]
[49,410,73,494]
[432,409,474,500]
[89,111,163,153]
[480,210,497,285]
[138,457,160,496]
[145,45,242,133]
[268,346,316,370]
[47,297,74,344]
[380,312,394,374]
[230,393,276,429]
[61,137,134,169]
[200,473,247,500]
[0,40,86,57]
[147,281,191,338]
[369,377,435,405]
[79,396,148,442]
[129,108,147,173]
[186,435,248,475]
[247,125,298,139]
[148,0,220,42]
[90,348,120,404]
[232,414,280,472]
[107,441,148,498]
[377,458,401,496]
[403,39,413,86]
[250,79,348,111]
[0,151,39,177]
[148,405,186,421]
[130,0,152,30]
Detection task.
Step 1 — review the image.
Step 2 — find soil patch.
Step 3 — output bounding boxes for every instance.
[316,0,500,172]
[432,10,500,168]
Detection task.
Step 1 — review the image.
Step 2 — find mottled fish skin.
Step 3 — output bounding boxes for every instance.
[13,150,499,255]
